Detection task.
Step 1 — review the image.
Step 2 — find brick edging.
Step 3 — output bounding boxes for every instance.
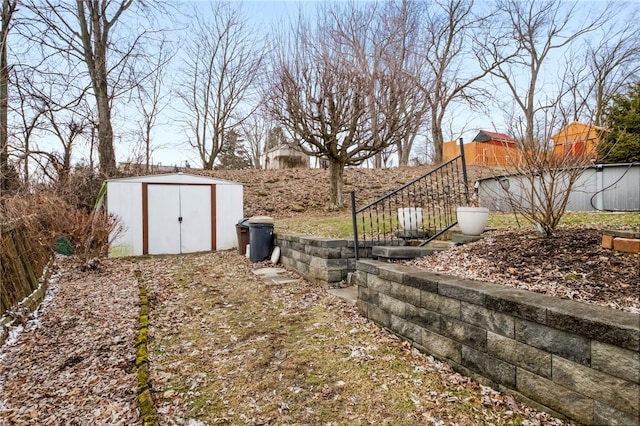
[601,230,640,254]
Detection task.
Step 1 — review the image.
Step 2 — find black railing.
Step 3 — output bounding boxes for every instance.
[351,139,468,259]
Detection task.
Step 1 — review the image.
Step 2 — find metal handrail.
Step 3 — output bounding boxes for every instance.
[352,139,468,260]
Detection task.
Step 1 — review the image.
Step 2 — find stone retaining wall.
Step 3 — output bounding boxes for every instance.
[275,234,365,286]
[355,259,640,425]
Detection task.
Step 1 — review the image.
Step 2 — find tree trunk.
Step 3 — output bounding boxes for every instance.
[396,141,406,166]
[145,120,151,173]
[328,159,345,210]
[396,134,415,166]
[95,87,116,176]
[92,25,116,176]
[374,152,382,168]
[431,109,444,163]
[0,0,12,191]
[0,45,8,192]
[75,0,130,178]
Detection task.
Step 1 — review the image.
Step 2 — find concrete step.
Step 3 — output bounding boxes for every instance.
[371,245,446,261]
[251,267,301,285]
[327,286,358,304]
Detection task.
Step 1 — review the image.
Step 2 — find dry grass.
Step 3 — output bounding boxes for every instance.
[145,251,562,425]
[203,164,499,219]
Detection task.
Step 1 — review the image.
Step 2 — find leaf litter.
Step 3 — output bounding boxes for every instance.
[143,250,566,425]
[0,256,141,425]
[1,250,569,425]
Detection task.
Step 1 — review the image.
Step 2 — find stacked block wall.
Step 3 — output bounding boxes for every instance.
[275,234,366,286]
[355,259,639,425]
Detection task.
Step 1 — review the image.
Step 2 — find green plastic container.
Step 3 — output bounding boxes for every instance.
[54,237,74,256]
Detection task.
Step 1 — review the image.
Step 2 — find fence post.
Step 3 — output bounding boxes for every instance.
[350,191,359,260]
[459,137,469,204]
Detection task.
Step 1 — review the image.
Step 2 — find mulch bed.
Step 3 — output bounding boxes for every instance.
[407,228,639,313]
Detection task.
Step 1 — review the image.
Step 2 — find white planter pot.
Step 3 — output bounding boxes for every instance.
[397,207,423,231]
[456,206,490,236]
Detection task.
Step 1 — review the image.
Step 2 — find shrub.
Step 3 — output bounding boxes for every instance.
[1,192,122,266]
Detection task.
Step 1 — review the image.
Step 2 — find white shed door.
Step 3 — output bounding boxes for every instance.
[146,184,213,255]
[179,185,212,253]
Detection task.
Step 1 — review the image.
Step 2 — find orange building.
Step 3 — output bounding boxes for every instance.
[443,130,520,166]
[550,122,605,158]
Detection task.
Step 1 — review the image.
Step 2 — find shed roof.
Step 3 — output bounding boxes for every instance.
[106,172,242,186]
[473,130,516,144]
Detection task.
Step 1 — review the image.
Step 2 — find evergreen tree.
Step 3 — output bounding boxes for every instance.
[216,130,252,170]
[599,81,640,163]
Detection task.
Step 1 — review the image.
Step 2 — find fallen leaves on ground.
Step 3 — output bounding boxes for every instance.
[407,228,639,313]
[1,250,570,425]
[144,250,565,425]
[0,256,140,425]
[206,165,497,218]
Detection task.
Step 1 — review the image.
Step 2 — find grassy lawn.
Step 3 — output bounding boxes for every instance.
[144,251,557,425]
[276,211,639,239]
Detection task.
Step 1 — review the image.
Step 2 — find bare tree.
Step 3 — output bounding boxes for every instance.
[0,0,17,192]
[419,0,500,164]
[384,1,431,167]
[10,64,47,187]
[488,0,604,148]
[31,113,87,187]
[584,15,640,126]
[177,1,264,170]
[336,0,429,167]
[24,0,155,177]
[267,3,417,209]
[554,8,640,126]
[19,82,92,188]
[134,38,175,173]
[240,111,271,169]
[493,106,594,236]
[484,0,610,236]
[8,33,100,189]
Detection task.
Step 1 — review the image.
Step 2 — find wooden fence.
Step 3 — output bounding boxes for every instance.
[1,222,52,340]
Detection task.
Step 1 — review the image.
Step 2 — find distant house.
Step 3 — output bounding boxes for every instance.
[551,122,604,158]
[262,144,309,169]
[442,130,519,166]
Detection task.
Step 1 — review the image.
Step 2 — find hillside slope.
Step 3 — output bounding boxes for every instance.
[203,165,498,219]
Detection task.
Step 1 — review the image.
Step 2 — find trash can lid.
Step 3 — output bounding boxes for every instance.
[249,215,274,224]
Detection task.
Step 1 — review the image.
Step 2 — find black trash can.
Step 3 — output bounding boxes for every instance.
[248,216,274,262]
[236,218,250,256]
